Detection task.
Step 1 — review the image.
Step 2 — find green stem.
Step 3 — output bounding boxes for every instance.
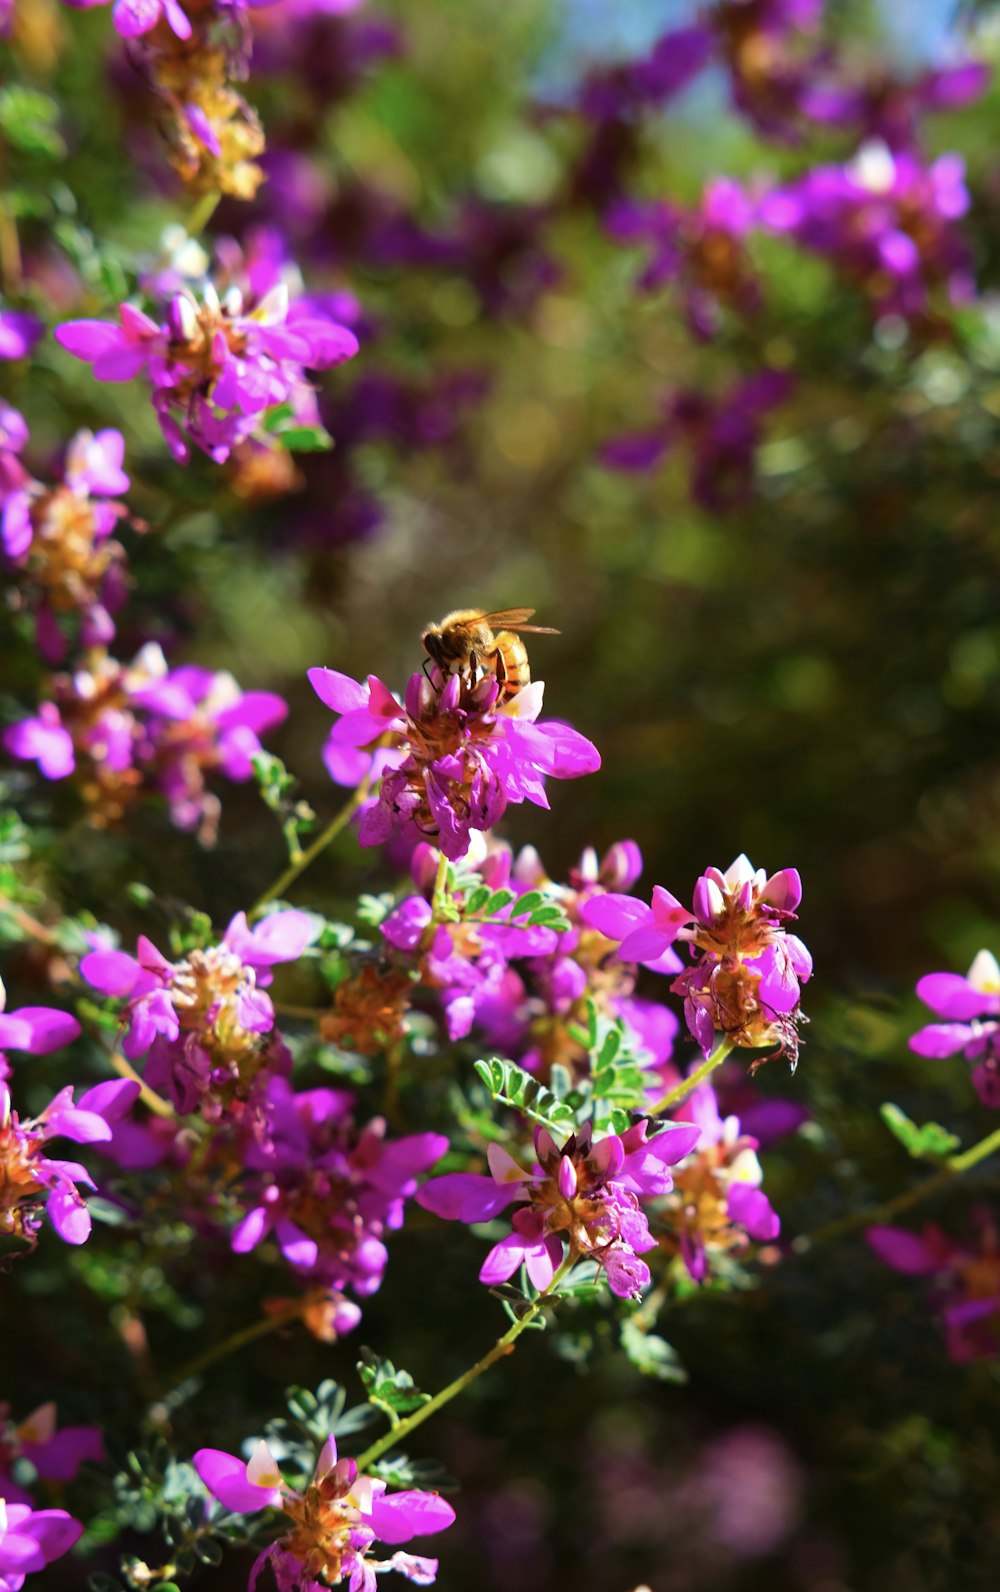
[650,1036,734,1116]
[431,850,450,915]
[353,1256,575,1472]
[795,1123,1000,1253]
[250,784,368,918]
[186,191,221,239]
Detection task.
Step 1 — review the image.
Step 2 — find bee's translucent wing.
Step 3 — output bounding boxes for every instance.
[483,608,559,635]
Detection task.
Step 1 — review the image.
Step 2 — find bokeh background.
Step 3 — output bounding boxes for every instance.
[6,0,1000,1587]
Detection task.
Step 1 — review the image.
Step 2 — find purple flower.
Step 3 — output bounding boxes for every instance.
[309,664,600,861]
[0,420,133,661]
[602,370,792,513]
[4,643,287,838]
[868,1209,1000,1362]
[59,0,193,39]
[0,1498,82,1586]
[418,1120,700,1299]
[909,949,1000,1108]
[0,1077,139,1249]
[606,179,759,339]
[0,1404,103,1507]
[56,233,359,463]
[229,1075,447,1312]
[194,1432,454,1588]
[80,911,313,1119]
[583,854,811,1067]
[800,59,990,151]
[712,0,825,140]
[0,979,81,1079]
[565,26,713,205]
[759,144,972,323]
[664,1082,780,1282]
[0,311,42,362]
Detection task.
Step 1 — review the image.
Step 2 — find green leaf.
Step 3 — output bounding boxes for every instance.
[463,885,491,916]
[620,1317,687,1383]
[508,890,544,919]
[276,425,334,453]
[473,1057,577,1133]
[86,1575,125,1592]
[483,889,515,917]
[595,1026,622,1072]
[0,88,66,158]
[357,1349,430,1423]
[526,905,569,927]
[880,1102,961,1161]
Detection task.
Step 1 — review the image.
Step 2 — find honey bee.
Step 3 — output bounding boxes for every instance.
[420,608,559,702]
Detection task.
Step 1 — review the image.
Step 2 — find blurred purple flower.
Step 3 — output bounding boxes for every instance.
[0,311,42,361]
[229,1075,446,1316]
[0,1403,103,1507]
[759,143,972,322]
[869,1208,1000,1362]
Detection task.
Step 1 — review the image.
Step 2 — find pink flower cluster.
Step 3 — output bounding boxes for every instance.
[380,836,678,1090]
[418,1119,700,1299]
[583,854,812,1067]
[1,411,134,661]
[4,642,287,839]
[81,909,312,1117]
[230,1076,448,1325]
[309,663,600,861]
[56,232,359,464]
[194,1432,454,1589]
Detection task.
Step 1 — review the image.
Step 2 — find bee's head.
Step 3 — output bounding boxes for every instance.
[421,627,450,670]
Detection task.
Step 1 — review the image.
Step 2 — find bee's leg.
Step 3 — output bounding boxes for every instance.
[422,657,434,683]
[488,646,509,699]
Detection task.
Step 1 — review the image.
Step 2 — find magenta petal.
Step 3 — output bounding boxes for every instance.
[479,1234,526,1285]
[727,1181,780,1240]
[193,1449,281,1513]
[915,972,987,1020]
[54,321,121,361]
[80,948,144,999]
[646,1122,702,1163]
[26,1426,104,1481]
[581,894,650,943]
[46,1189,91,1245]
[231,1206,269,1253]
[369,1491,456,1546]
[866,1225,937,1275]
[908,1023,973,1058]
[76,1078,140,1121]
[416,1173,519,1223]
[9,1008,81,1053]
[307,666,368,715]
[45,1107,111,1144]
[618,924,674,963]
[525,1234,562,1290]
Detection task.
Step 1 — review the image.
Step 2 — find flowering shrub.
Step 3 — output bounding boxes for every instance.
[4,1,1000,1588]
